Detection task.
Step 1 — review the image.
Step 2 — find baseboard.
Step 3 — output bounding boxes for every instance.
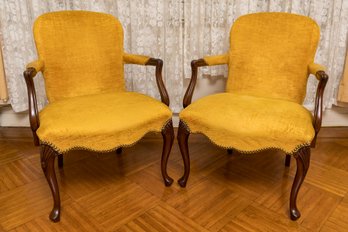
[321,106,348,126]
[0,106,29,127]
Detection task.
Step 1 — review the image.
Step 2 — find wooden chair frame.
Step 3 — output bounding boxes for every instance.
[23,58,174,222]
[177,58,328,220]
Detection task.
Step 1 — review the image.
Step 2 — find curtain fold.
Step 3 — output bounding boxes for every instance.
[184,0,348,110]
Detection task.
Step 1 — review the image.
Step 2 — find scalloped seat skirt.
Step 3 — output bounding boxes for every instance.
[179,92,315,154]
[36,92,172,153]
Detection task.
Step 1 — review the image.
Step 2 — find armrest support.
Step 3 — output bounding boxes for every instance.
[310,64,329,147]
[183,59,209,108]
[145,58,170,106]
[123,53,169,106]
[23,60,44,146]
[183,54,229,108]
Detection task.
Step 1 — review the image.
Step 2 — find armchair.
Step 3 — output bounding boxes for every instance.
[176,12,328,220]
[24,11,174,222]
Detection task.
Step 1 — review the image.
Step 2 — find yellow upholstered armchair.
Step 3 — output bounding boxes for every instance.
[176,12,328,220]
[23,11,174,222]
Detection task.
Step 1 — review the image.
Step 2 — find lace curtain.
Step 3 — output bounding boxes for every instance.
[184,0,348,110]
[0,0,183,112]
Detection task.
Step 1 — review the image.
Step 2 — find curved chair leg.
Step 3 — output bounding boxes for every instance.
[116,148,122,154]
[58,154,63,168]
[177,120,190,187]
[227,149,233,155]
[40,145,61,222]
[285,154,291,167]
[290,146,310,220]
[161,120,174,186]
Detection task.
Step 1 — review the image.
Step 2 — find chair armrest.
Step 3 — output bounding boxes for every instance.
[310,63,329,147]
[203,53,229,66]
[183,54,228,108]
[183,58,209,108]
[145,58,169,106]
[23,60,44,146]
[26,60,44,73]
[308,63,326,78]
[123,53,169,106]
[123,53,150,65]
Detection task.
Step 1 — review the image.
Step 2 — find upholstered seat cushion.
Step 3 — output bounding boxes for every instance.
[37,92,172,153]
[179,93,315,154]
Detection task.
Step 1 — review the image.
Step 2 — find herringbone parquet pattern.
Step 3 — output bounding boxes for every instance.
[0,127,347,231]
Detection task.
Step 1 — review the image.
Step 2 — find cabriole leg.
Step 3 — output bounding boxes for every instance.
[161,120,174,186]
[40,145,61,222]
[285,154,291,167]
[58,154,63,168]
[290,146,310,220]
[177,121,190,187]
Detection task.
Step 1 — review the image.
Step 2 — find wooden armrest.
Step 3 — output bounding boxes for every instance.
[23,62,43,146]
[123,54,169,106]
[145,58,170,106]
[311,69,329,147]
[183,54,228,108]
[183,59,209,108]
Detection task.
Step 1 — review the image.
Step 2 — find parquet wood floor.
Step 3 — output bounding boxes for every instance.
[0,127,347,231]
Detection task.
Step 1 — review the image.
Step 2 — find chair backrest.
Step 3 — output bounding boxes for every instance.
[226,12,320,103]
[33,11,125,102]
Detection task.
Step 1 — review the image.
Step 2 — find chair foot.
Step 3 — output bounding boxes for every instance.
[178,176,188,187]
[285,154,291,167]
[177,120,190,188]
[58,154,63,168]
[161,120,174,187]
[227,149,233,155]
[290,208,301,221]
[116,148,122,154]
[289,146,310,221]
[49,208,60,222]
[41,145,61,222]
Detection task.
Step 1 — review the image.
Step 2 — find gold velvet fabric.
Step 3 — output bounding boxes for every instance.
[180,93,314,154]
[182,13,322,154]
[37,92,172,153]
[123,53,150,65]
[30,11,172,153]
[227,13,320,104]
[34,11,125,102]
[204,54,229,66]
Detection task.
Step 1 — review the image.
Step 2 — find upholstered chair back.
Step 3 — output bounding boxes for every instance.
[226,12,320,103]
[33,11,125,102]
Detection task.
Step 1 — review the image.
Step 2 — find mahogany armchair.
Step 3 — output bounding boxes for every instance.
[23,11,174,222]
[176,12,328,220]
